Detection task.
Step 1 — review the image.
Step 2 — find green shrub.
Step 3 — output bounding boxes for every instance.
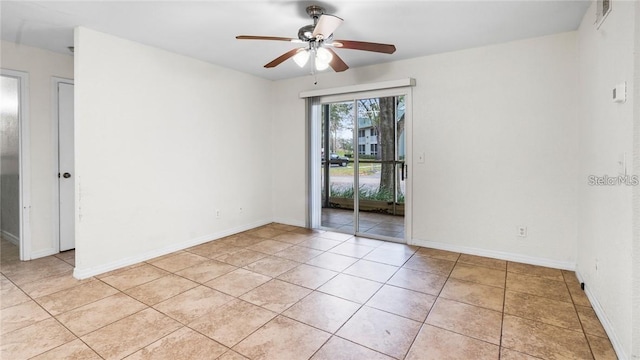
[329,184,405,203]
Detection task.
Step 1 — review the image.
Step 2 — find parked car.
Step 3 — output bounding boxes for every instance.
[322,153,349,167]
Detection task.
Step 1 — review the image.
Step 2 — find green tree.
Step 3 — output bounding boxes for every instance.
[338,138,353,153]
[329,103,352,152]
[358,97,405,201]
[378,97,396,195]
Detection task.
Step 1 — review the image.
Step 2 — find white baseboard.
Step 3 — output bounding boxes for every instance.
[271,217,306,228]
[30,248,59,260]
[575,271,627,360]
[410,238,576,271]
[0,230,19,246]
[73,219,272,279]
[1,231,57,260]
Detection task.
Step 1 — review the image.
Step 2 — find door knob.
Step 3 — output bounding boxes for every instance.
[63,173,71,178]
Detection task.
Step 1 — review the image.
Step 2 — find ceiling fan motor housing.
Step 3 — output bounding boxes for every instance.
[298,24,315,42]
[299,6,326,42]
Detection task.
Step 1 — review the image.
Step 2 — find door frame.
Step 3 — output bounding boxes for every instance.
[2,69,31,260]
[310,86,413,243]
[51,77,74,253]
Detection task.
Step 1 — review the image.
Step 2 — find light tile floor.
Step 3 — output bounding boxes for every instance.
[0,223,617,359]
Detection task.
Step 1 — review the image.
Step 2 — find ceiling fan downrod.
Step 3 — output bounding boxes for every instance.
[298,5,325,42]
[306,5,325,24]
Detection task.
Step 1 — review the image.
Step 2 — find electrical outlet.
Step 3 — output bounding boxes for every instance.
[517,226,527,237]
[239,207,243,213]
[216,209,221,219]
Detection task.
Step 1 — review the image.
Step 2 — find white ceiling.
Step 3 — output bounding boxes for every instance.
[1,0,590,81]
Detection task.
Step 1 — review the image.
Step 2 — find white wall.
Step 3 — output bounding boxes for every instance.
[272,32,580,268]
[73,27,273,277]
[0,41,74,257]
[576,2,637,358]
[633,2,640,357]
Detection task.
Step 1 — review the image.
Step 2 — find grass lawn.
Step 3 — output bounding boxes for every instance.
[325,163,381,176]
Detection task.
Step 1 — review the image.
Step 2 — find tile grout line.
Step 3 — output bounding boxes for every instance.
[417,253,507,356]
[151,227,345,359]
[0,271,103,359]
[563,270,598,360]
[36,276,128,359]
[499,261,508,359]
[396,248,445,359]
[324,241,416,360]
[416,256,509,357]
[501,265,596,359]
[121,231,293,359]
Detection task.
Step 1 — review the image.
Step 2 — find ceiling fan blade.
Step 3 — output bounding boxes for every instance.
[325,48,349,72]
[312,14,343,39]
[264,48,302,68]
[332,40,396,54]
[236,35,297,42]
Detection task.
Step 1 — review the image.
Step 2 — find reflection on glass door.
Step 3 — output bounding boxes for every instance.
[320,95,406,242]
[356,96,405,239]
[1,75,21,250]
[321,101,355,232]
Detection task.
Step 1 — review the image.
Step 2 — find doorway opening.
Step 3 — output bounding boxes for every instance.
[53,78,75,253]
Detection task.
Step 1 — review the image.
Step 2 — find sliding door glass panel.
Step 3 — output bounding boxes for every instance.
[395,96,406,238]
[320,102,355,232]
[356,96,405,239]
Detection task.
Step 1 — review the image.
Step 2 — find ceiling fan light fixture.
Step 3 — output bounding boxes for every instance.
[315,58,330,71]
[315,47,333,70]
[293,48,310,67]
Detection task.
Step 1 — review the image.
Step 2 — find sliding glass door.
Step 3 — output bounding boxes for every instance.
[317,91,409,242]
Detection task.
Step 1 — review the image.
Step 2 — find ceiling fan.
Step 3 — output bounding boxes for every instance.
[236,5,396,73]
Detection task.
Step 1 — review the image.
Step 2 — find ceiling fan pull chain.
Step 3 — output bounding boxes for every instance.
[309,56,318,85]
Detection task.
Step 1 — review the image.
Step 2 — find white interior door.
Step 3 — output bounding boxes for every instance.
[58,82,75,251]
